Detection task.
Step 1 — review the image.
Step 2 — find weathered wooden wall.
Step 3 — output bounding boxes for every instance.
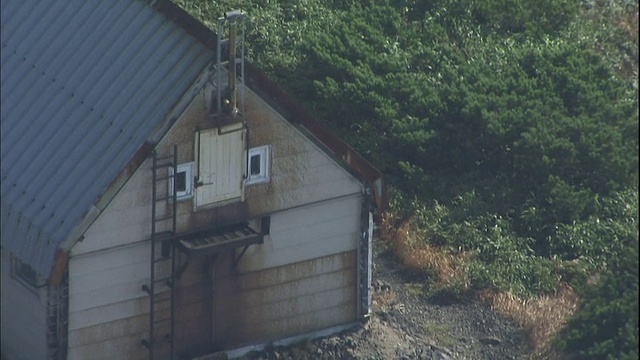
[213,251,358,348]
[67,82,363,359]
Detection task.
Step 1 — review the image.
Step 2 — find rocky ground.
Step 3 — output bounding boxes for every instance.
[244,242,533,360]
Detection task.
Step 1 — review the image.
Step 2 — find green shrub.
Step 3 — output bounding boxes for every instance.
[556,236,639,359]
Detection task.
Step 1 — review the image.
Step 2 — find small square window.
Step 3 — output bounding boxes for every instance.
[250,154,261,176]
[246,146,270,185]
[10,253,46,289]
[169,162,194,200]
[175,171,187,192]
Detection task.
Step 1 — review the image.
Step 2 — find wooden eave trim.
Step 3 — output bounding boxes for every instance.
[151,0,217,49]
[48,249,69,286]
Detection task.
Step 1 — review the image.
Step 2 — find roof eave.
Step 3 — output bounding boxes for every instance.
[58,64,214,268]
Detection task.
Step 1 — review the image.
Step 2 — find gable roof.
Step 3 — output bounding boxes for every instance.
[1,0,214,276]
[1,0,386,278]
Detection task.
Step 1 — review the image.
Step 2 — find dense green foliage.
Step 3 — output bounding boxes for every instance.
[178,0,638,357]
[556,230,638,359]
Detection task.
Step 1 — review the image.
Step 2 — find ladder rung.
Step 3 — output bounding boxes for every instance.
[153,278,174,289]
[153,318,171,326]
[216,58,243,68]
[150,294,172,305]
[152,296,171,305]
[143,285,173,297]
[153,215,174,222]
[153,257,171,264]
[155,174,174,181]
[155,154,175,161]
[152,163,174,170]
[153,231,174,240]
[153,276,172,284]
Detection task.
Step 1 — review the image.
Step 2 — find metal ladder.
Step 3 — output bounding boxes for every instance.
[46,271,69,360]
[142,145,178,359]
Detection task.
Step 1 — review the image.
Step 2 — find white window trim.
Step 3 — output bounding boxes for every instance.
[169,162,194,200]
[246,145,270,185]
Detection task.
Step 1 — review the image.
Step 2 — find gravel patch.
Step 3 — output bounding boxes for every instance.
[243,242,532,360]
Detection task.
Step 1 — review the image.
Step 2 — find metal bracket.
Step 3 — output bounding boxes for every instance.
[142,284,151,295]
[175,259,191,280]
[233,245,250,266]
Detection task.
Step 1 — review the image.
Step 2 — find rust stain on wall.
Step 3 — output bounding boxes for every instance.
[210,251,357,349]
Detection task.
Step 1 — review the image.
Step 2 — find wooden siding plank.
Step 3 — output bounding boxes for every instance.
[267,194,360,234]
[239,286,355,326]
[74,222,149,255]
[213,251,358,347]
[68,332,151,360]
[235,268,356,309]
[239,233,357,273]
[237,196,360,273]
[68,313,148,348]
[244,287,356,330]
[270,214,359,249]
[70,258,149,295]
[231,250,356,291]
[84,202,150,235]
[70,277,150,313]
[239,302,356,345]
[71,242,148,274]
[68,296,149,331]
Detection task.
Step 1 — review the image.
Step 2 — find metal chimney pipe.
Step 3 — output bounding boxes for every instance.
[227,13,238,116]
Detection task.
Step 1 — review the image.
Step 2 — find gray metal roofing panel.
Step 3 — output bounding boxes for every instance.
[1,0,214,276]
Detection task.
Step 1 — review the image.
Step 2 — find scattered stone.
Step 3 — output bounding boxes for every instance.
[433,349,452,360]
[374,279,392,291]
[393,303,406,313]
[479,336,502,346]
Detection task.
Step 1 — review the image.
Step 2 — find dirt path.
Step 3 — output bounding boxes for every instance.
[246,243,533,360]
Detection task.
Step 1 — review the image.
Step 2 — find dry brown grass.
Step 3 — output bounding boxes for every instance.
[382,212,580,359]
[481,283,579,359]
[372,290,397,310]
[616,8,639,79]
[381,213,472,291]
[617,7,639,46]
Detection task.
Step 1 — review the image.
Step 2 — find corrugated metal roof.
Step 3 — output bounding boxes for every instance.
[1,0,214,276]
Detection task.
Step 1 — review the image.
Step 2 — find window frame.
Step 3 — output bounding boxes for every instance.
[10,253,47,290]
[246,145,270,185]
[169,162,194,200]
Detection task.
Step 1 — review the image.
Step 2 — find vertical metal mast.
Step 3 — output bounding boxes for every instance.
[215,10,245,122]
